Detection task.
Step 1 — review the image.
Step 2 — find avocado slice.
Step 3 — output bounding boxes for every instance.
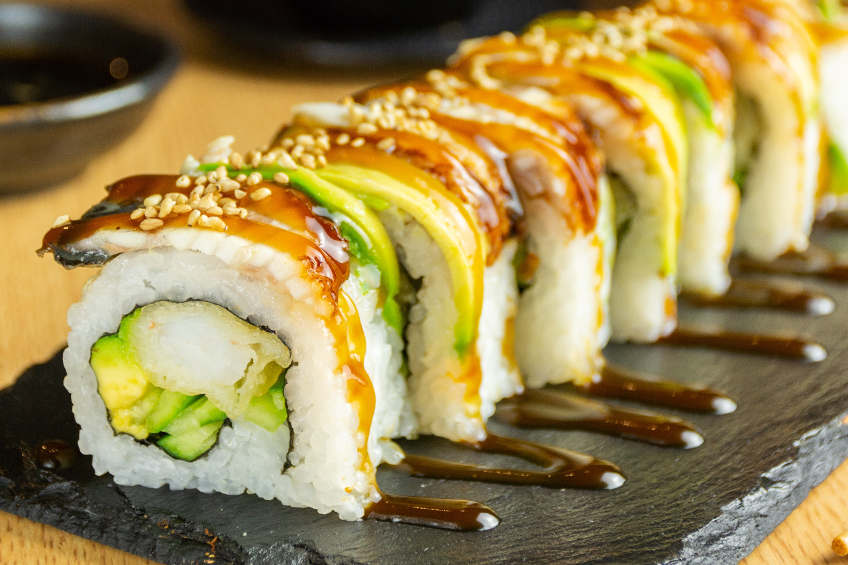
[828,142,848,195]
[316,163,485,357]
[157,420,225,462]
[146,390,200,433]
[577,58,687,277]
[198,163,404,336]
[630,51,713,128]
[818,0,843,22]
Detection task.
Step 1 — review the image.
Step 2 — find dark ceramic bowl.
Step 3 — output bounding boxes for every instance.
[0,4,180,194]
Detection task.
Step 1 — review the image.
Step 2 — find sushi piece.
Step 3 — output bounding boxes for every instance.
[448,23,688,342]
[651,0,822,261]
[534,8,740,296]
[38,140,415,521]
[281,100,523,442]
[350,79,611,389]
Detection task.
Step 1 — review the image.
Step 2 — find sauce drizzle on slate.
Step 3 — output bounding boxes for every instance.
[495,389,704,448]
[365,492,500,531]
[682,278,834,316]
[35,439,78,470]
[657,327,826,361]
[391,433,625,489]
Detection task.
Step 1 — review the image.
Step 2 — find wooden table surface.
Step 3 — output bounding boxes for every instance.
[0,1,846,563]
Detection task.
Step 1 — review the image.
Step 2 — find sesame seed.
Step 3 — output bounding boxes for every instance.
[239,208,248,219]
[235,174,247,183]
[159,199,175,218]
[234,189,247,199]
[215,165,228,179]
[336,133,351,145]
[246,172,262,186]
[144,206,159,218]
[187,209,201,226]
[51,214,71,228]
[206,206,223,216]
[176,175,191,188]
[229,152,244,170]
[261,152,277,165]
[223,206,240,216]
[281,138,295,149]
[208,217,227,231]
[197,193,216,211]
[130,209,145,220]
[173,204,192,214]
[139,218,164,231]
[250,187,272,201]
[273,172,290,184]
[219,177,240,192]
[277,151,298,170]
[351,137,365,147]
[250,152,262,168]
[357,123,378,135]
[299,154,316,170]
[207,171,219,183]
[195,175,208,185]
[143,194,163,207]
[296,134,315,147]
[290,145,304,159]
[317,155,327,167]
[315,137,331,151]
[197,214,210,227]
[218,197,235,207]
[376,137,395,151]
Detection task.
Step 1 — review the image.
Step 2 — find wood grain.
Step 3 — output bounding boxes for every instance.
[0,0,844,563]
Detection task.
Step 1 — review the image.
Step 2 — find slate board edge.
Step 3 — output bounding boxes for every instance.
[668,412,848,565]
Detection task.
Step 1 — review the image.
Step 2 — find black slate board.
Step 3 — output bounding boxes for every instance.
[4,233,848,564]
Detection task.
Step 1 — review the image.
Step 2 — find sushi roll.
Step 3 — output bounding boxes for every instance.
[350,79,611,389]
[534,8,740,297]
[38,137,415,521]
[448,23,687,342]
[651,0,822,261]
[282,100,523,442]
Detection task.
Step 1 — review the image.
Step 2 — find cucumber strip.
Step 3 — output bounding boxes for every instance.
[162,397,227,436]
[157,421,225,462]
[244,393,288,433]
[146,390,199,433]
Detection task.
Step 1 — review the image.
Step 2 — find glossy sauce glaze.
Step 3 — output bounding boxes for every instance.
[657,327,827,362]
[734,245,848,282]
[35,439,79,470]
[682,278,835,315]
[580,364,737,414]
[495,389,704,448]
[392,433,624,490]
[365,492,499,531]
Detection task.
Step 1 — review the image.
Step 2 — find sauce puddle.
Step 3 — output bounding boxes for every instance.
[390,433,624,490]
[734,245,848,282]
[35,439,78,470]
[656,327,826,362]
[496,389,704,448]
[579,364,736,414]
[365,492,500,531]
[682,279,834,315]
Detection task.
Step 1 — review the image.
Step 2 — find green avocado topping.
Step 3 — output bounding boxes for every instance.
[828,142,848,195]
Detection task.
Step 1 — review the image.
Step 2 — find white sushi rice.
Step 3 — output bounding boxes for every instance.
[819,34,848,211]
[64,234,407,520]
[379,207,521,442]
[678,98,739,295]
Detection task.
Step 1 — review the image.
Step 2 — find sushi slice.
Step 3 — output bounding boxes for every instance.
[535,8,740,296]
[38,140,414,520]
[652,0,822,261]
[448,25,688,342]
[351,79,611,389]
[280,101,522,442]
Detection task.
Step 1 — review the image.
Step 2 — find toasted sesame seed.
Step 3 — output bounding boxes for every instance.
[207,171,219,183]
[357,123,378,135]
[51,214,71,228]
[250,152,262,168]
[250,187,272,201]
[173,204,192,214]
[219,177,240,192]
[197,214,210,227]
[376,137,395,151]
[281,138,295,149]
[300,154,316,170]
[215,165,228,179]
[130,208,145,220]
[234,189,247,199]
[139,218,164,231]
[235,173,247,183]
[239,208,248,219]
[203,184,220,196]
[273,172,290,184]
[229,152,244,170]
[208,217,227,231]
[246,172,262,186]
[159,199,175,218]
[351,137,365,147]
[295,134,315,147]
[197,193,216,211]
[317,155,327,167]
[176,175,191,188]
[290,145,304,159]
[195,175,208,185]
[206,206,223,216]
[144,206,159,218]
[261,152,277,165]
[143,194,163,207]
[187,209,201,226]
[218,197,235,207]
[336,133,351,145]
[277,151,298,170]
[315,137,331,151]
[223,205,240,216]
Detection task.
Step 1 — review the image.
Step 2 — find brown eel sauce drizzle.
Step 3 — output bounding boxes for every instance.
[734,244,848,282]
[365,492,499,531]
[682,278,834,315]
[657,327,826,362]
[495,389,704,448]
[390,433,625,490]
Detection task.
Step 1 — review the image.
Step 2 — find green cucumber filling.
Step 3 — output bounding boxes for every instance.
[733,92,763,197]
[90,301,292,462]
[607,173,636,245]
